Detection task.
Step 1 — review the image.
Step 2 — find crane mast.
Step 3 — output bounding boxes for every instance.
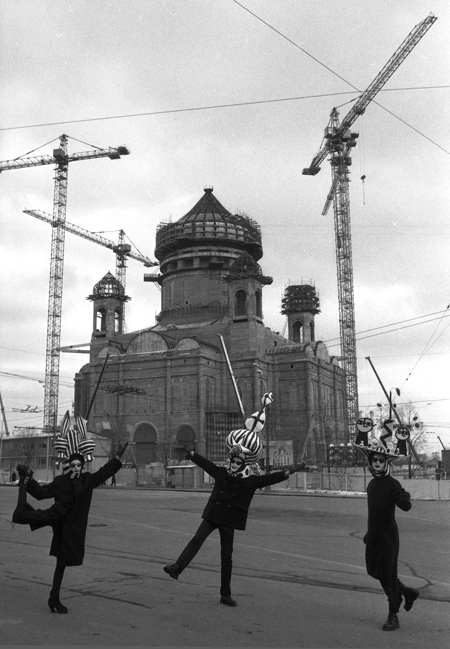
[1,135,130,455]
[302,14,436,439]
[46,134,69,442]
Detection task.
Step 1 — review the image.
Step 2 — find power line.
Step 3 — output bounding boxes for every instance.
[0,86,448,133]
[324,309,450,345]
[231,1,450,155]
[402,305,450,386]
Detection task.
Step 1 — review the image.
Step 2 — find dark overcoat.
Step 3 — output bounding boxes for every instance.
[191,452,288,530]
[25,458,122,566]
[365,474,411,602]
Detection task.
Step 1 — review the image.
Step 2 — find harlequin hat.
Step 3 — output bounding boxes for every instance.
[225,392,274,477]
[226,392,273,461]
[54,411,96,464]
[244,392,273,433]
[353,417,410,477]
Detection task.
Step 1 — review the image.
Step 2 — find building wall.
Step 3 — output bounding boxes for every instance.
[74,190,347,467]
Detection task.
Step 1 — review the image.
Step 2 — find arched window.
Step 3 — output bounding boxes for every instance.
[235,290,247,316]
[96,308,106,331]
[114,309,122,333]
[310,321,315,342]
[293,320,304,343]
[134,423,157,464]
[255,290,262,318]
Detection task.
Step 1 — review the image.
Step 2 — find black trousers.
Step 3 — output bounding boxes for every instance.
[379,576,406,614]
[176,519,235,597]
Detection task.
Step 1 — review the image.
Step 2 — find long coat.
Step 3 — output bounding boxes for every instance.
[365,474,411,605]
[191,452,288,531]
[26,458,122,566]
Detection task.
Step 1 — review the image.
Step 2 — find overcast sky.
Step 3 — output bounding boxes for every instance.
[1,0,449,452]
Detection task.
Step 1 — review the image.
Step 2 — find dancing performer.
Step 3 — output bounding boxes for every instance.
[354,417,420,631]
[12,411,128,614]
[164,393,305,607]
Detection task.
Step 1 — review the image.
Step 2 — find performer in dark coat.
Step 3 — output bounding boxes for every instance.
[12,410,128,614]
[164,393,305,607]
[355,418,419,631]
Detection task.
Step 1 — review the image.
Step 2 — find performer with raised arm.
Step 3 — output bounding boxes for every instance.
[163,393,305,607]
[354,416,420,631]
[12,411,128,614]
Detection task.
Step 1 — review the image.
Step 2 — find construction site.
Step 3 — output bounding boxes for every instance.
[1,9,447,485]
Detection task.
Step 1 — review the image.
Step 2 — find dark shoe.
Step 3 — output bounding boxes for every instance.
[163,564,180,580]
[16,465,33,484]
[382,614,399,631]
[220,596,237,607]
[48,596,68,614]
[404,587,419,612]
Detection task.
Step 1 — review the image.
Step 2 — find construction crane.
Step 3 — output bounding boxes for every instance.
[23,210,159,303]
[302,15,437,438]
[0,134,130,445]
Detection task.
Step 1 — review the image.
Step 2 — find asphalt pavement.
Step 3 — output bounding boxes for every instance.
[1,485,449,648]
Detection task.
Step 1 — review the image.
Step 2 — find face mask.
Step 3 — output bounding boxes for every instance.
[63,456,84,479]
[226,455,249,478]
[369,453,390,478]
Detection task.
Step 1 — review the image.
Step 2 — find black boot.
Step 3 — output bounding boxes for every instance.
[403,586,419,612]
[382,613,399,631]
[16,465,33,485]
[48,591,68,614]
[163,563,181,580]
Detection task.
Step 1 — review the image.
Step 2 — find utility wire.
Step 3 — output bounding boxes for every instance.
[323,309,450,343]
[402,305,450,386]
[231,0,450,155]
[0,86,448,134]
[324,312,450,349]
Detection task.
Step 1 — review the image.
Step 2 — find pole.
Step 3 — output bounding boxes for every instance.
[365,357,401,425]
[0,390,10,436]
[365,356,421,465]
[85,354,110,420]
[217,335,246,423]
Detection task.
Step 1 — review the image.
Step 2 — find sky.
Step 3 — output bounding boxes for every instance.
[1,0,449,453]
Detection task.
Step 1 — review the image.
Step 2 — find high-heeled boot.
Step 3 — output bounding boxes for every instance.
[48,591,68,614]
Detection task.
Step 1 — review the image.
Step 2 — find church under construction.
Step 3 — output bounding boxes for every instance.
[74,187,348,467]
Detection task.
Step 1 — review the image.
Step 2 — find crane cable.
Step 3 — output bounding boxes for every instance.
[402,304,450,386]
[231,1,450,157]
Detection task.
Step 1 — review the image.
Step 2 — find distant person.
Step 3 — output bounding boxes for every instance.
[163,393,305,607]
[12,410,128,615]
[355,418,419,631]
[11,470,17,483]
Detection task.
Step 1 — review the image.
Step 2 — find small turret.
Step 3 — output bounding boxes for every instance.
[87,271,130,335]
[281,284,320,343]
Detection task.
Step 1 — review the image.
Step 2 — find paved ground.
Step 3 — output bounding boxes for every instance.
[1,485,449,648]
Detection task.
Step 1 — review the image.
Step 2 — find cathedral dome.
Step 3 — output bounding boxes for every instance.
[155,187,262,261]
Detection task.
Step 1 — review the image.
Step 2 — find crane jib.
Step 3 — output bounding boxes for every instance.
[302,13,437,437]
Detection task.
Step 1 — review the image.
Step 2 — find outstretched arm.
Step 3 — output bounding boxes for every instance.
[185,449,222,480]
[252,462,307,488]
[26,478,58,501]
[90,443,129,489]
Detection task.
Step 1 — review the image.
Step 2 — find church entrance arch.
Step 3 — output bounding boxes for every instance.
[134,423,157,464]
[175,425,196,462]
